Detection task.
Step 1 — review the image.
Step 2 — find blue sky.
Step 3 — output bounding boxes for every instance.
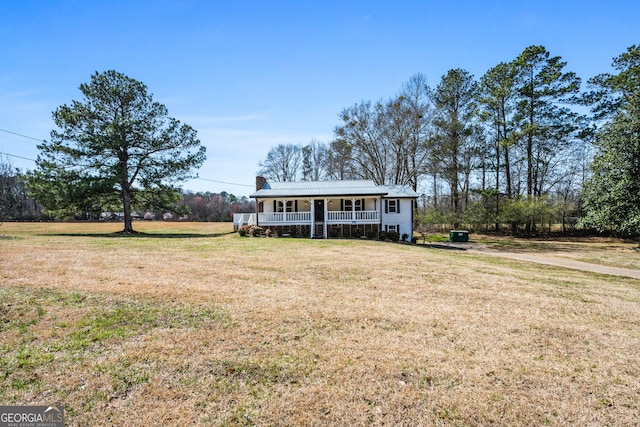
[1,1,637,196]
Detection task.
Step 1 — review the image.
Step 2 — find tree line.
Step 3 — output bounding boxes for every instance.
[0,155,254,222]
[0,155,44,220]
[1,46,637,238]
[258,44,639,238]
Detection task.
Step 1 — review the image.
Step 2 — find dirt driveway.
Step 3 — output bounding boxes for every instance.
[429,242,640,280]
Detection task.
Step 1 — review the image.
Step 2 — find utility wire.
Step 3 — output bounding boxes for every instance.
[195,177,254,187]
[0,128,46,144]
[0,151,37,162]
[0,128,254,188]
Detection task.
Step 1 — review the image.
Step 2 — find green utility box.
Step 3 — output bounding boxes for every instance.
[449,230,469,242]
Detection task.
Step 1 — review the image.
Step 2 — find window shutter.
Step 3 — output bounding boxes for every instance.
[273,200,276,212]
[384,200,388,214]
[361,199,365,211]
[295,200,298,212]
[340,199,344,211]
[397,199,400,213]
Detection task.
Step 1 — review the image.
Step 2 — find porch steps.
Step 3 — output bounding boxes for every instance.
[313,223,324,239]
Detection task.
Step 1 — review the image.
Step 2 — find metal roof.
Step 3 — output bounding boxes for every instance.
[250,180,418,198]
[377,185,419,198]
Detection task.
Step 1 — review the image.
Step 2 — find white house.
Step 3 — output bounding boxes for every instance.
[247,176,418,239]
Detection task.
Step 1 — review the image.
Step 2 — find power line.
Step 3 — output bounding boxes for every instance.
[0,128,46,144]
[0,151,37,162]
[195,177,253,187]
[0,151,253,188]
[0,126,254,188]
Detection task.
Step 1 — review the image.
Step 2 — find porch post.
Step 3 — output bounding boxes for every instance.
[324,198,328,238]
[351,197,356,222]
[378,197,383,232]
[283,199,287,222]
[310,199,315,238]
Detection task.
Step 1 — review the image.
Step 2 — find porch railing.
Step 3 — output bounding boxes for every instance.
[327,210,380,223]
[258,212,311,224]
[233,213,256,230]
[258,210,380,225]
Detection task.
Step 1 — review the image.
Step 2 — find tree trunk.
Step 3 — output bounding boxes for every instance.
[122,187,134,233]
[432,171,438,211]
[504,145,512,197]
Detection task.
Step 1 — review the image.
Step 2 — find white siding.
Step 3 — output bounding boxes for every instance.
[381,198,413,238]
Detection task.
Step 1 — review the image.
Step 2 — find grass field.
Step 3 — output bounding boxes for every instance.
[1,222,639,426]
[473,234,640,271]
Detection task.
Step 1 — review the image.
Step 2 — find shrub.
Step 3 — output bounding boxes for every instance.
[250,225,264,237]
[402,233,409,242]
[378,231,387,241]
[387,231,400,242]
[239,225,264,237]
[265,229,273,237]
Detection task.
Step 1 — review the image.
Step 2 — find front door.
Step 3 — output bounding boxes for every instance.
[314,200,324,222]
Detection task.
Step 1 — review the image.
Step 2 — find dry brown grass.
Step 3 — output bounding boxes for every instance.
[473,234,640,270]
[1,222,639,426]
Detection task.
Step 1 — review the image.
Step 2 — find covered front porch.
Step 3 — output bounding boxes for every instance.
[256,197,382,238]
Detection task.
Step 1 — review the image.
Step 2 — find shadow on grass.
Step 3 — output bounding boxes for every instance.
[479,240,586,254]
[43,231,236,239]
[418,243,468,251]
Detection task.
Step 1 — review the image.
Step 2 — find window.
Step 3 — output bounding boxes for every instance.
[343,199,363,211]
[385,199,400,214]
[385,224,401,235]
[276,201,294,212]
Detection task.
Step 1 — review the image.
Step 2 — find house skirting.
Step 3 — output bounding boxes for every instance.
[263,223,381,239]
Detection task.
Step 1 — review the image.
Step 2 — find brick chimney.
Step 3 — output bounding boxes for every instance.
[256,176,267,191]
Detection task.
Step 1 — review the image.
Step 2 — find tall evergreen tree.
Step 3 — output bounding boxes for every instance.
[478,62,518,197]
[581,45,640,243]
[513,46,581,199]
[26,70,206,232]
[429,69,480,223]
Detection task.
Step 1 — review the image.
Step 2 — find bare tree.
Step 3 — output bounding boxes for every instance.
[258,143,303,181]
[334,74,434,187]
[335,101,388,184]
[0,155,41,220]
[301,139,328,181]
[325,138,357,180]
[0,154,21,220]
